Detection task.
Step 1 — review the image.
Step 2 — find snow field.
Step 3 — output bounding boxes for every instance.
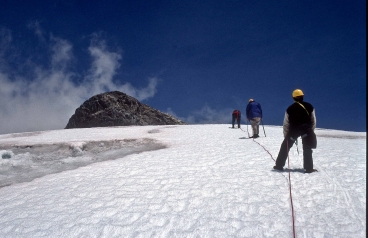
[0,125,365,237]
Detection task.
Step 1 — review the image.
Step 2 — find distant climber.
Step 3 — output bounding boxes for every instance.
[232,110,241,128]
[246,99,263,138]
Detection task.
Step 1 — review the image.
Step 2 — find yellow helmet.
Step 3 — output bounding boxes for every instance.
[292,89,304,98]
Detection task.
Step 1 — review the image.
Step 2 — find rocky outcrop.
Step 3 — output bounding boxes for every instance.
[65,91,186,129]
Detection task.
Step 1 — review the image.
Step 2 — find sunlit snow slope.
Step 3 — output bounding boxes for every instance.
[0,125,366,237]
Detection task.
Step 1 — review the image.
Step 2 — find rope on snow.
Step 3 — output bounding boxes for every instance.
[239,127,296,238]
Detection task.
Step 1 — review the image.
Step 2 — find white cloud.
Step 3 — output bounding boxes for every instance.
[119,77,158,101]
[86,38,122,95]
[27,21,46,42]
[50,36,74,69]
[0,27,159,134]
[166,104,232,124]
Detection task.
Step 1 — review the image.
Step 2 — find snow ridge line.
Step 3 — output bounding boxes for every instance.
[239,127,296,238]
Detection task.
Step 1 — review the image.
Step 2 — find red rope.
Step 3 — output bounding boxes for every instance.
[287,140,297,238]
[252,139,275,162]
[240,127,296,237]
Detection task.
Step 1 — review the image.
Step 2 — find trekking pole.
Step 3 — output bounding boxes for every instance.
[246,119,250,138]
[295,138,299,155]
[261,119,266,137]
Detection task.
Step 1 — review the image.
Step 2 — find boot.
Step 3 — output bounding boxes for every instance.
[305,169,318,173]
[273,166,284,171]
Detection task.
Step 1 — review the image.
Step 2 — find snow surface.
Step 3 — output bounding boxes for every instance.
[0,125,366,237]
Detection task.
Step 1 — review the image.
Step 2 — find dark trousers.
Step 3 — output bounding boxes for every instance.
[232,115,241,128]
[275,137,313,170]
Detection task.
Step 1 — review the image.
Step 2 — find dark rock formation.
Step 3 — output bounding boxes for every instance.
[65,91,186,129]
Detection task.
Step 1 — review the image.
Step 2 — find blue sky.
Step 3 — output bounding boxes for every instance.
[0,0,366,134]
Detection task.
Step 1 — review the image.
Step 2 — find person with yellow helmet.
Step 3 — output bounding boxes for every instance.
[273,89,318,173]
[246,98,263,138]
